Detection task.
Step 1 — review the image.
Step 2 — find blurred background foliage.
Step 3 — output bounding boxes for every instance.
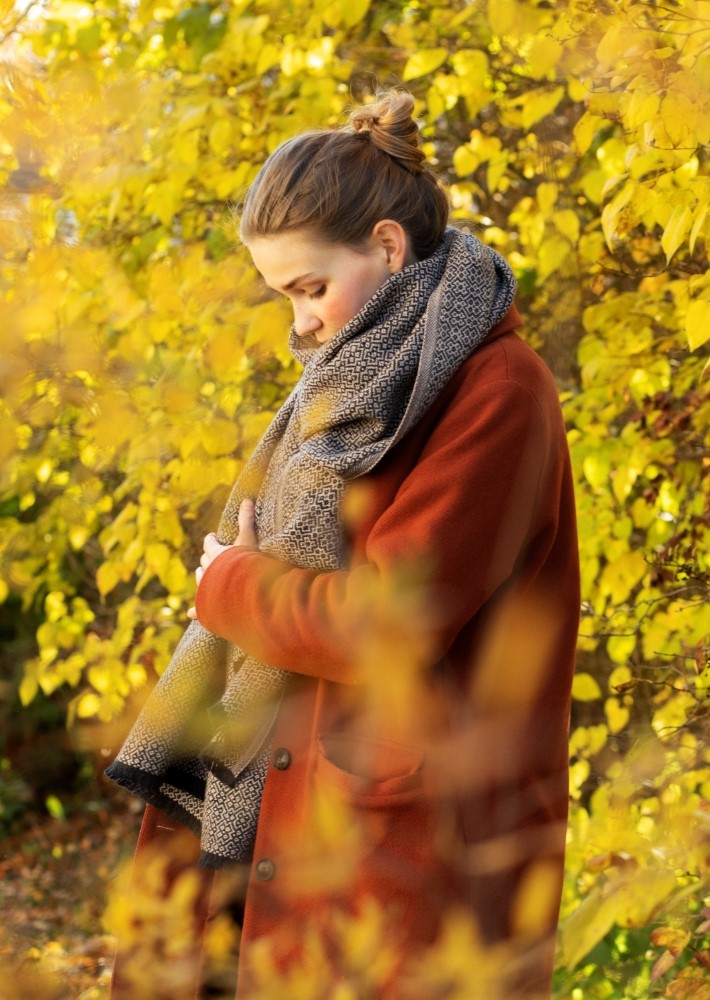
[0,0,708,996]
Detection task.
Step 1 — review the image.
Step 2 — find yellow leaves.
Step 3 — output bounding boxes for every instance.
[178,417,238,459]
[0,36,707,1000]
[511,860,563,936]
[685,298,710,352]
[537,236,569,283]
[96,561,120,596]
[201,418,239,457]
[569,724,609,762]
[553,209,580,245]
[526,35,562,78]
[599,550,648,605]
[628,358,671,406]
[609,665,633,690]
[611,460,641,506]
[537,181,557,216]
[208,118,233,158]
[605,696,630,734]
[204,327,247,379]
[402,49,448,82]
[75,691,101,718]
[487,0,551,39]
[322,0,371,29]
[144,180,184,228]
[452,131,506,193]
[615,868,678,927]
[596,22,653,69]
[559,882,619,969]
[450,48,488,86]
[642,85,708,153]
[486,0,514,37]
[661,205,693,264]
[144,542,172,580]
[449,49,490,117]
[569,759,590,799]
[652,691,699,741]
[606,633,636,667]
[19,667,39,707]
[561,867,677,969]
[572,672,602,702]
[689,203,708,255]
[508,86,565,131]
[582,453,609,491]
[601,183,635,251]
[624,89,660,131]
[255,41,280,75]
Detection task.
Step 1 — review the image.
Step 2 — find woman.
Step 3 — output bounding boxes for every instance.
[107,90,579,998]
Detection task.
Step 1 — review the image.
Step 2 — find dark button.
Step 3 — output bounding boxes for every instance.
[255,858,275,881]
[273,748,292,771]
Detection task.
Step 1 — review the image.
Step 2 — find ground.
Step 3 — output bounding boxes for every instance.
[0,789,143,1000]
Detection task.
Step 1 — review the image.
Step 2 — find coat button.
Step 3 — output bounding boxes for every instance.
[273,748,291,770]
[255,858,275,881]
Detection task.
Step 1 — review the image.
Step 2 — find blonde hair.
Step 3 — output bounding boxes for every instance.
[239,90,449,261]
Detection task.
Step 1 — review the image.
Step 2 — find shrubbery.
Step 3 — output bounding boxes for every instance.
[1,0,708,995]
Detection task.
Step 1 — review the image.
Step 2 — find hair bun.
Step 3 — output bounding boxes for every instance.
[350,110,379,134]
[348,90,426,175]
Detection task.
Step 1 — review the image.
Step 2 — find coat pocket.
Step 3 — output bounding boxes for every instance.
[315,732,425,807]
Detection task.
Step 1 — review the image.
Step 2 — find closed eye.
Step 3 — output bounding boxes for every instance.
[309,285,326,300]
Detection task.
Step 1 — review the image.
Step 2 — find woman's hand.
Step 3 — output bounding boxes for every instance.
[187,499,257,621]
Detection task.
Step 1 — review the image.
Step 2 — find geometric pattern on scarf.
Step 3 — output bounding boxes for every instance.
[105,228,516,867]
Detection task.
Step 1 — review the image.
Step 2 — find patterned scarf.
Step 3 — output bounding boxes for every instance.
[105,228,516,867]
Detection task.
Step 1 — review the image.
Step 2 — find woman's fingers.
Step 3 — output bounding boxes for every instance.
[199,532,232,570]
[189,501,256,619]
[236,498,257,547]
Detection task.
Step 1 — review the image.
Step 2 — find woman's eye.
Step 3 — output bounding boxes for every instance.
[309,285,326,300]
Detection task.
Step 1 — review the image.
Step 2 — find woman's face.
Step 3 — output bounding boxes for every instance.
[247,227,407,344]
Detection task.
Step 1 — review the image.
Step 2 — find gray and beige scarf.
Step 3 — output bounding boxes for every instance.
[105,227,516,867]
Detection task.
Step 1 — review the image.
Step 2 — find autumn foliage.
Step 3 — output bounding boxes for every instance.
[1,0,709,996]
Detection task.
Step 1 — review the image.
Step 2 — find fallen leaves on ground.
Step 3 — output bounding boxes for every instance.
[0,791,143,999]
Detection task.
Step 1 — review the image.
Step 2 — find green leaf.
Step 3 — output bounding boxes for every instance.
[45,794,65,820]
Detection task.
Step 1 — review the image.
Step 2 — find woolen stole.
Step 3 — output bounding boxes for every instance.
[105,228,517,867]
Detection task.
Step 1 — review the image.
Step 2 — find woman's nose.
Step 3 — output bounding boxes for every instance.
[293,301,321,337]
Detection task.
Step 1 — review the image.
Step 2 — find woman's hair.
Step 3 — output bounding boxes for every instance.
[239,90,449,261]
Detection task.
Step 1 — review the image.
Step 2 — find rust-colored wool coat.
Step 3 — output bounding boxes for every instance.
[120,307,579,998]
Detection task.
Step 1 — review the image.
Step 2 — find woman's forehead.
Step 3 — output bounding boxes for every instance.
[248,234,349,289]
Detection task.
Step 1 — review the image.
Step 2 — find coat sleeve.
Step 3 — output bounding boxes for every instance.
[194,372,556,684]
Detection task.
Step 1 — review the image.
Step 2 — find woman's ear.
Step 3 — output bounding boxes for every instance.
[370,219,413,272]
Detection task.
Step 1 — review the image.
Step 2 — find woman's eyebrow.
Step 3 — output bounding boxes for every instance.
[282,271,318,291]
